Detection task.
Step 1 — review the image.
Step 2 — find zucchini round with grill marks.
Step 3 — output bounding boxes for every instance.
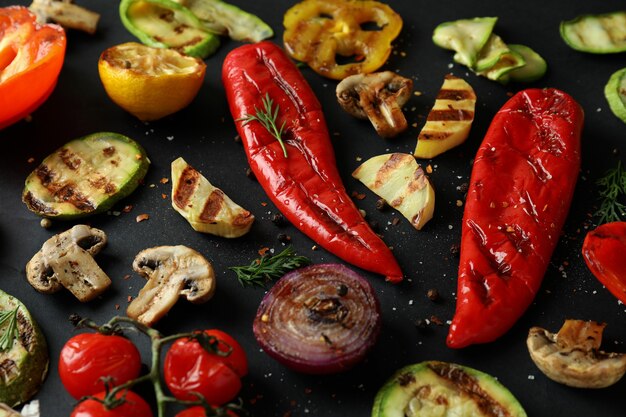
[22,132,149,219]
[372,361,527,417]
[0,290,49,408]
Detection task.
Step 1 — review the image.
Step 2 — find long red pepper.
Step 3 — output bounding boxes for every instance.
[447,88,583,348]
[582,221,626,304]
[222,41,402,282]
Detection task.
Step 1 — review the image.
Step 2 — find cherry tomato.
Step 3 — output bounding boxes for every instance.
[59,333,142,399]
[70,390,153,417]
[583,221,626,304]
[164,330,248,405]
[175,406,238,417]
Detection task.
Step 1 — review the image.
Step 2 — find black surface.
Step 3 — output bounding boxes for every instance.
[2,1,626,416]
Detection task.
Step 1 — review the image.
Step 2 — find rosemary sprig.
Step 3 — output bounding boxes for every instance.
[229,246,312,287]
[238,93,288,158]
[0,307,19,351]
[595,161,626,224]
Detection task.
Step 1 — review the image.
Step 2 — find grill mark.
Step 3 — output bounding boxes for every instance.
[88,176,117,195]
[35,165,95,211]
[174,167,199,209]
[59,148,81,170]
[103,146,116,157]
[419,131,454,141]
[199,189,225,222]
[0,359,18,383]
[374,153,405,188]
[437,88,476,101]
[428,109,474,122]
[23,191,58,215]
[427,362,515,417]
[233,210,255,227]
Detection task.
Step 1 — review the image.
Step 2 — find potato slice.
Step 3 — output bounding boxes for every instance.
[352,153,434,230]
[171,157,254,238]
[414,75,476,159]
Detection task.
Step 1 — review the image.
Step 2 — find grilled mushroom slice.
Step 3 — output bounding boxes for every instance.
[25,225,110,302]
[527,319,626,388]
[336,71,413,138]
[127,246,216,326]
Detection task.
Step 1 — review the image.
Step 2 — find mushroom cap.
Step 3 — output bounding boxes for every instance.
[25,225,107,294]
[128,245,216,326]
[336,71,413,138]
[527,320,626,389]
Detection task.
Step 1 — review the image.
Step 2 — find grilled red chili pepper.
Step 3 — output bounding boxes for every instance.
[222,41,402,282]
[582,221,626,304]
[447,88,583,348]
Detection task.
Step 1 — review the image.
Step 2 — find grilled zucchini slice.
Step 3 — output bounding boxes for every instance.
[414,75,476,159]
[0,290,49,408]
[22,132,149,219]
[171,157,254,237]
[352,153,434,230]
[507,44,547,82]
[560,11,626,53]
[605,67,626,124]
[433,17,498,68]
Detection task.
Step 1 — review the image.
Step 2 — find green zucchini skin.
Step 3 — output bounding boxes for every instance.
[119,0,220,59]
[507,44,547,82]
[0,290,49,408]
[371,361,527,417]
[22,132,150,220]
[560,11,626,53]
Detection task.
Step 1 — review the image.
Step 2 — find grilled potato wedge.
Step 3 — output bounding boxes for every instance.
[171,157,254,237]
[414,75,476,159]
[352,153,434,230]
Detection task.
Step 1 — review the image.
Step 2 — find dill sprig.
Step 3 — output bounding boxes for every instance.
[229,246,312,287]
[238,93,288,158]
[0,307,19,351]
[595,161,626,224]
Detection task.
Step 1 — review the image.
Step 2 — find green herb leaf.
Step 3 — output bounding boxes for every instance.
[229,246,312,287]
[595,161,626,224]
[0,307,20,351]
[237,93,288,158]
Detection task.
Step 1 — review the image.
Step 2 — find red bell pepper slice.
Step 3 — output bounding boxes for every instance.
[582,221,626,304]
[222,41,402,282]
[0,6,66,130]
[447,88,584,348]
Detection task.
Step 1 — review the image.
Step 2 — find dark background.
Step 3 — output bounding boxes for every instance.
[2,0,626,416]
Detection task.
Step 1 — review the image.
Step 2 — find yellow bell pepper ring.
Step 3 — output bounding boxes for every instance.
[283,0,402,80]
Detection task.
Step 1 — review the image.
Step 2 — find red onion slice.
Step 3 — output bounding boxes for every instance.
[253,264,381,374]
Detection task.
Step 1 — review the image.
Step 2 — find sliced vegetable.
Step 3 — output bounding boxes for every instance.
[528,320,626,388]
[336,71,413,138]
[29,0,100,34]
[0,6,66,130]
[560,11,626,53]
[229,246,312,287]
[164,329,248,405]
[174,0,272,42]
[283,0,403,80]
[0,290,48,408]
[253,264,381,374]
[447,89,584,348]
[432,17,497,68]
[223,41,402,282]
[475,38,525,82]
[582,222,626,304]
[99,42,206,121]
[59,333,141,399]
[22,132,149,219]
[25,225,111,302]
[352,153,435,230]
[171,157,254,237]
[119,0,219,58]
[127,245,216,326]
[414,74,476,159]
[605,67,626,124]
[372,361,527,417]
[507,44,547,82]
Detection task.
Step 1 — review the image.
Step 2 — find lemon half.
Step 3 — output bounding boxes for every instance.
[98,42,206,121]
